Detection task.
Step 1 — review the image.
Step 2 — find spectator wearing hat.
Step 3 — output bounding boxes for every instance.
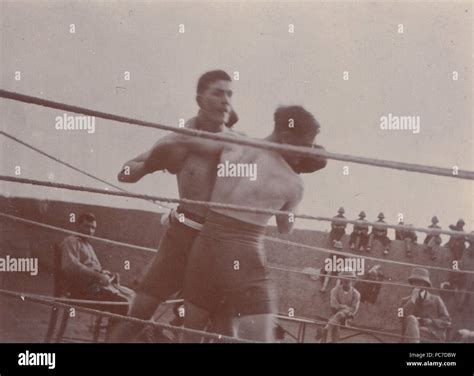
[322,269,361,343]
[367,213,391,255]
[395,221,417,257]
[329,207,347,249]
[423,216,442,260]
[349,211,369,252]
[399,268,451,343]
[446,219,467,261]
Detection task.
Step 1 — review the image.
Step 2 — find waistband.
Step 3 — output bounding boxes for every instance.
[201,210,266,245]
[161,208,205,231]
[176,207,205,223]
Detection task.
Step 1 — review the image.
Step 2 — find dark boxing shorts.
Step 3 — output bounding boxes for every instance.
[136,208,204,300]
[183,210,277,317]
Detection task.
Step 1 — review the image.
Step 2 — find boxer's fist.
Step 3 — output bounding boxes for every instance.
[294,144,327,173]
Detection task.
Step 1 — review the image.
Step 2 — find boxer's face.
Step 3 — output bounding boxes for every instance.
[197,80,232,127]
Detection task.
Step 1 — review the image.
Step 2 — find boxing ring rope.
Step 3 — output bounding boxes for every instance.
[0,288,253,343]
[1,132,472,280]
[1,89,472,343]
[266,264,474,295]
[0,175,470,239]
[1,211,473,294]
[263,236,474,277]
[0,199,465,344]
[0,288,179,307]
[1,89,473,180]
[0,288,448,343]
[0,131,172,211]
[1,131,471,278]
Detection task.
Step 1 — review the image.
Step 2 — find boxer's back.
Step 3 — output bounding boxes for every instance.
[210,146,303,226]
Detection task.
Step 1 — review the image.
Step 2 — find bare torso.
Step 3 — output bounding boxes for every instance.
[210,146,303,226]
[176,118,234,217]
[176,154,221,217]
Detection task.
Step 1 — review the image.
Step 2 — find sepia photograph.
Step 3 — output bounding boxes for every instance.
[0,0,473,372]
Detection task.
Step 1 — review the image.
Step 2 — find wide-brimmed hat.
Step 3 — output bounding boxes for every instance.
[408,267,432,287]
[338,207,345,214]
[377,212,385,220]
[358,211,366,218]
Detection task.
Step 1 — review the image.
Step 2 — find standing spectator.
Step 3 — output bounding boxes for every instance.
[423,216,442,260]
[399,268,451,343]
[367,213,391,255]
[349,211,369,252]
[329,207,347,248]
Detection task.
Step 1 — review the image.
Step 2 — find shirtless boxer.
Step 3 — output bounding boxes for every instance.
[157,105,323,342]
[108,70,238,342]
[108,70,326,342]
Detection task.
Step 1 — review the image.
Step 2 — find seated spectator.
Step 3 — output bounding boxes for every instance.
[60,212,135,306]
[399,267,451,343]
[445,219,467,261]
[349,211,369,252]
[329,207,347,249]
[423,216,442,260]
[354,264,384,304]
[367,212,391,255]
[395,221,417,257]
[321,269,361,343]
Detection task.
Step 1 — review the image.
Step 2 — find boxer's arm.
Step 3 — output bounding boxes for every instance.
[294,144,327,174]
[276,179,303,234]
[118,135,188,182]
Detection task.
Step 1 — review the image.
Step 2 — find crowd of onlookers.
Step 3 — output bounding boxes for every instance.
[54,210,473,343]
[315,208,473,343]
[328,207,473,260]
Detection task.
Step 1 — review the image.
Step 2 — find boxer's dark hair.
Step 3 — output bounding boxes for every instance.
[197,70,232,94]
[274,105,320,138]
[78,212,96,224]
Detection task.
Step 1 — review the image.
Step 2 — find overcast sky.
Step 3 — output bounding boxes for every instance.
[0,0,472,235]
